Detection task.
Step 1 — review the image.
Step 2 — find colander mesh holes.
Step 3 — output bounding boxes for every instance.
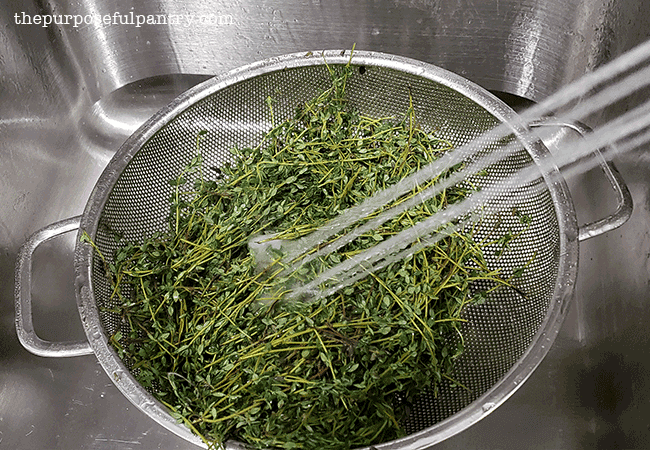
[91,63,561,434]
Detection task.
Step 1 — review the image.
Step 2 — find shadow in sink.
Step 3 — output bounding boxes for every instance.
[560,333,649,449]
[81,74,212,156]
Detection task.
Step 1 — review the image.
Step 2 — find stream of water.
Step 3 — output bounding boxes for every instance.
[251,39,650,302]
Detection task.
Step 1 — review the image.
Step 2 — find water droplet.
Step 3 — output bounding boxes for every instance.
[482,402,495,412]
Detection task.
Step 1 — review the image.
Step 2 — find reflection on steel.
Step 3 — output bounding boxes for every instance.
[2,0,650,449]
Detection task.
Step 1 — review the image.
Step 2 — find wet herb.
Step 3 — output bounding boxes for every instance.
[101,62,527,449]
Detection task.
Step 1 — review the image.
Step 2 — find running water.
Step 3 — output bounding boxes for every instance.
[249,38,650,302]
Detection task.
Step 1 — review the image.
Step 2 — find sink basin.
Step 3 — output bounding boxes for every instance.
[2,1,650,449]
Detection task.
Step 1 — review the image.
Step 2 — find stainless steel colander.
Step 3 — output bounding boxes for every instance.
[15,50,632,449]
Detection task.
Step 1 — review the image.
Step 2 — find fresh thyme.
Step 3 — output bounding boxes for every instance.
[101,63,529,449]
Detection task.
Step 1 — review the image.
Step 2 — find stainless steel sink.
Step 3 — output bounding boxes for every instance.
[2,1,650,448]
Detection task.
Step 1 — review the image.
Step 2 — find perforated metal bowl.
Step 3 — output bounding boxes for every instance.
[16,50,631,449]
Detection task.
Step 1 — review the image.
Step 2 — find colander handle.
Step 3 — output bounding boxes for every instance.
[15,216,93,357]
[529,119,633,241]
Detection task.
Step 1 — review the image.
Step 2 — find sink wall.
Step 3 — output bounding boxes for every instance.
[6,1,650,104]
[2,1,650,449]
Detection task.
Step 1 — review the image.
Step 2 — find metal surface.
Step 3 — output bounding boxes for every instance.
[66,50,579,449]
[2,1,650,449]
[529,119,633,241]
[15,216,92,358]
